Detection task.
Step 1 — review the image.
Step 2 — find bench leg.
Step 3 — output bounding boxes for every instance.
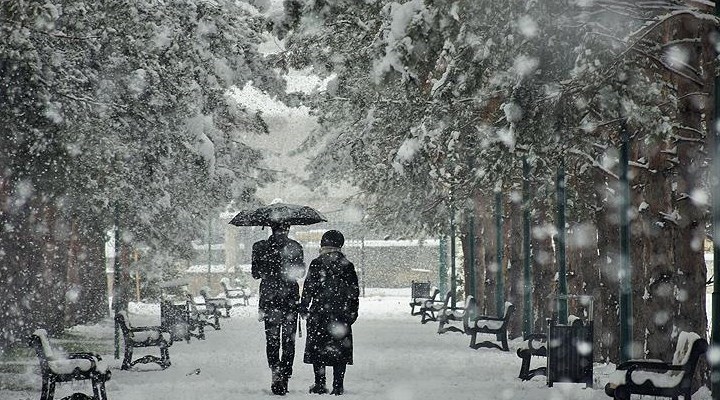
[161,345,171,369]
[612,385,630,400]
[213,313,221,330]
[47,379,57,400]
[499,331,509,351]
[98,377,109,400]
[91,377,101,400]
[122,344,133,370]
[40,376,51,400]
[518,350,531,380]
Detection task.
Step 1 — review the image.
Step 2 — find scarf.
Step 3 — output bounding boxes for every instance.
[319,246,341,255]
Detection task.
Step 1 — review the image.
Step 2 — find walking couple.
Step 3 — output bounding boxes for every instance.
[252,225,359,396]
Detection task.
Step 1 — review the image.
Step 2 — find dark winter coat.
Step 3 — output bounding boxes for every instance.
[252,233,305,313]
[300,249,359,366]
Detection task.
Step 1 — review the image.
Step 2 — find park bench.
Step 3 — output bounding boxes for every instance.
[409,281,432,316]
[437,294,472,334]
[29,328,111,400]
[199,288,232,318]
[115,311,172,370]
[418,288,445,324]
[604,331,707,400]
[220,278,252,306]
[517,332,548,381]
[463,298,515,351]
[186,293,220,335]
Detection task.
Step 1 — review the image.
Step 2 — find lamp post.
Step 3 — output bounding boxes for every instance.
[207,215,212,287]
[522,157,533,338]
[113,203,121,360]
[360,237,366,297]
[556,159,568,324]
[495,188,504,317]
[468,205,477,300]
[450,207,457,308]
[439,236,448,295]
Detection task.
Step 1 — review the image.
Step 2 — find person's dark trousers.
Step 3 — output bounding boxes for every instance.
[264,309,298,392]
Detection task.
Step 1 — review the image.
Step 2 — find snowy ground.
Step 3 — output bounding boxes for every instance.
[1,289,712,400]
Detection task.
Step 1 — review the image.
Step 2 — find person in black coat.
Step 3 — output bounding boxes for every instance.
[252,222,305,395]
[299,230,359,396]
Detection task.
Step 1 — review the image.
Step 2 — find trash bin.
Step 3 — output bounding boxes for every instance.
[158,278,191,342]
[161,300,189,342]
[547,295,594,388]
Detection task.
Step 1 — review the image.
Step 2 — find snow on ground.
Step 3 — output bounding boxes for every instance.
[1,290,713,400]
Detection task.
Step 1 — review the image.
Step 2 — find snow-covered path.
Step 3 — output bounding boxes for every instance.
[2,295,712,400]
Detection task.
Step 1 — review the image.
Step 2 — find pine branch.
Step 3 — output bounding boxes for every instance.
[0,18,101,40]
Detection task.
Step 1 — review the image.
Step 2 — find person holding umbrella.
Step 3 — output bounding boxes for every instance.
[252,222,305,395]
[299,230,359,396]
[230,201,327,395]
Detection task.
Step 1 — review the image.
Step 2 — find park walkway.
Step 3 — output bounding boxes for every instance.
[2,295,712,400]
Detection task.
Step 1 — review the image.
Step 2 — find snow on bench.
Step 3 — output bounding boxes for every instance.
[116,311,173,370]
[604,331,707,400]
[29,328,111,400]
[463,298,515,351]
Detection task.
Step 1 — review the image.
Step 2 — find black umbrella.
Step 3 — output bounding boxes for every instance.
[228,202,327,227]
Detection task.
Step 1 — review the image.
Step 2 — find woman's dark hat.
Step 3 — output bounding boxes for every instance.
[321,230,344,247]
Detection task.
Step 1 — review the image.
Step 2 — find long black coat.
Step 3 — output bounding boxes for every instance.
[301,250,359,366]
[252,233,305,314]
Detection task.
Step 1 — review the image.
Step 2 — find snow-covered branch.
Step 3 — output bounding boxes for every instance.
[567,148,619,180]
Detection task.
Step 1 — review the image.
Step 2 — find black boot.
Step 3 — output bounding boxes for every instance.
[330,364,345,395]
[309,364,328,394]
[271,367,286,395]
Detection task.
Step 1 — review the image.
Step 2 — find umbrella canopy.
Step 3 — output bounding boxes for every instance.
[228,202,327,227]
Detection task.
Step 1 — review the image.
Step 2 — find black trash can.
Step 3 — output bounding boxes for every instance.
[159,278,191,342]
[547,295,594,388]
[161,300,189,342]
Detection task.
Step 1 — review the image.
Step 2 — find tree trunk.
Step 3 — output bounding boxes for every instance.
[594,165,621,363]
[473,192,488,315]
[483,195,498,316]
[507,193,523,338]
[532,196,556,333]
[671,13,708,350]
[79,220,110,323]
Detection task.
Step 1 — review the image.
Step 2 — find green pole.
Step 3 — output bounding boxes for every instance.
[113,204,121,360]
[495,190,504,317]
[360,237,366,297]
[619,118,633,362]
[468,212,477,301]
[207,216,212,287]
[712,4,720,397]
[556,159,568,324]
[467,157,477,300]
[523,157,533,338]
[450,209,457,308]
[439,236,448,295]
